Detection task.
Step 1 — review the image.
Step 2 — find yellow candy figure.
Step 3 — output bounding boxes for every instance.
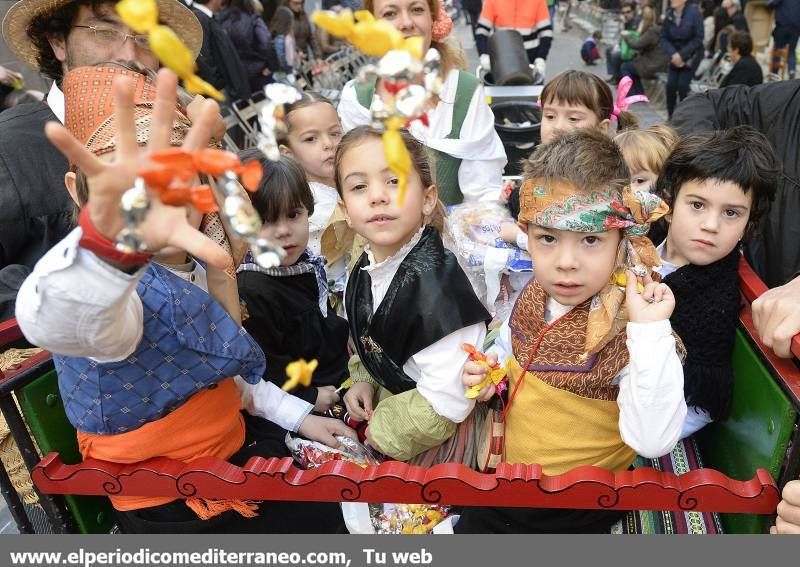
[382,124,412,205]
[282,359,319,391]
[116,0,157,32]
[116,0,224,100]
[311,9,431,204]
[610,270,645,294]
[465,359,508,399]
[311,9,355,37]
[312,10,418,58]
[350,18,404,56]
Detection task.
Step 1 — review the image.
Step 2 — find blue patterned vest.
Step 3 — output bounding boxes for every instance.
[55,263,266,435]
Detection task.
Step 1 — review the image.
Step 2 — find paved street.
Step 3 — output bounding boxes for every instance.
[452,13,666,128]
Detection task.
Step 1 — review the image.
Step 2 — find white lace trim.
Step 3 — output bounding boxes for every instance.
[361,225,426,278]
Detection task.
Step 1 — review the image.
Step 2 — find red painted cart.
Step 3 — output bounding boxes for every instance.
[1,258,798,533]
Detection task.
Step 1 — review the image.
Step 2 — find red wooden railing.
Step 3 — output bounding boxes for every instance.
[738,257,800,360]
[30,454,779,513]
[3,258,798,513]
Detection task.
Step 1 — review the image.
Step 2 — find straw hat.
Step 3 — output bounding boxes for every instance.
[2,0,203,71]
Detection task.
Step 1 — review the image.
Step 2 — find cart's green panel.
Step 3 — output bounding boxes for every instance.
[696,330,797,533]
[17,369,114,533]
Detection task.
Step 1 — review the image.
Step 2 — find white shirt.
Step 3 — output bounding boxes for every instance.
[655,240,714,437]
[15,228,313,433]
[307,181,347,288]
[354,227,486,423]
[487,297,687,459]
[338,69,507,203]
[654,240,680,279]
[186,0,214,17]
[47,83,65,124]
[307,181,339,257]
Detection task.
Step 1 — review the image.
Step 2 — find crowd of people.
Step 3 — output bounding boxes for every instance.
[0,0,799,535]
[596,0,799,116]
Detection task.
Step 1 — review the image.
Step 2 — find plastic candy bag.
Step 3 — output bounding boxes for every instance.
[286,435,453,534]
[445,201,533,322]
[342,501,453,534]
[285,433,379,469]
[369,503,452,534]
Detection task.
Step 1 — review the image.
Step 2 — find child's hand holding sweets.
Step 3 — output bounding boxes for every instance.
[314,386,341,413]
[344,381,374,422]
[461,352,499,403]
[623,270,675,323]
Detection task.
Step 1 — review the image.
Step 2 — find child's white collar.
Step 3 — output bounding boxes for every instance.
[362,225,426,276]
[545,296,574,324]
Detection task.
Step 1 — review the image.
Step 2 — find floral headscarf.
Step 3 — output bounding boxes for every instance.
[519,178,669,355]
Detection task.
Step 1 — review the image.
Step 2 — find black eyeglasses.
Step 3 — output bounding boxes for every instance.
[622,9,634,14]
[73,25,151,51]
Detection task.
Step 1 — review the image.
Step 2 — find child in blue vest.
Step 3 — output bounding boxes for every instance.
[15,64,354,533]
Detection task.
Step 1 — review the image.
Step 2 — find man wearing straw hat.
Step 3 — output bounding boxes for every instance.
[0,0,204,320]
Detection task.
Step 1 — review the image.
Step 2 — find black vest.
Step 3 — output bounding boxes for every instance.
[345,227,490,394]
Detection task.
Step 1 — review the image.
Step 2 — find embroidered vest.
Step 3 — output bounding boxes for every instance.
[354,71,479,206]
[55,263,265,435]
[503,280,635,474]
[346,226,490,394]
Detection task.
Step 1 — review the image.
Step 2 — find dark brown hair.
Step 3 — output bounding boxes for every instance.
[335,126,433,192]
[270,5,294,36]
[540,70,639,133]
[238,149,315,224]
[28,0,112,84]
[729,30,753,57]
[334,126,445,232]
[523,128,630,194]
[655,125,779,237]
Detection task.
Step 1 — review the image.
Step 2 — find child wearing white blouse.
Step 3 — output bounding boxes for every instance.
[338,126,490,463]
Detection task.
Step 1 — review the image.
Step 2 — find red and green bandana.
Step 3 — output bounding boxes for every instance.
[519,178,669,355]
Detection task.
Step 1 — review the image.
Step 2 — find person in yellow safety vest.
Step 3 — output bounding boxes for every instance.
[475,0,553,66]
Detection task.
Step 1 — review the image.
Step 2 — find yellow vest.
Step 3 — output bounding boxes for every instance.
[503,281,635,474]
[504,357,636,474]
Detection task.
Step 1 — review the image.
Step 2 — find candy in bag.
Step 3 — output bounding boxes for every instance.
[285,433,379,469]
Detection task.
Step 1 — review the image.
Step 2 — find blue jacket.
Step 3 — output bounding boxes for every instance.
[769,0,800,34]
[216,9,278,80]
[56,263,265,435]
[660,4,704,64]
